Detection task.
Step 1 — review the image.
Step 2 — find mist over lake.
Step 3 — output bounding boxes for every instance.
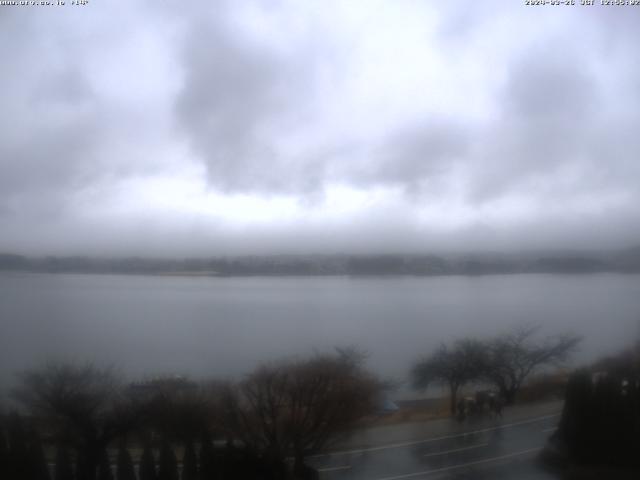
[2,272,639,395]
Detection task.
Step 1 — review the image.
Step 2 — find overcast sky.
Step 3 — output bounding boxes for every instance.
[1,0,640,256]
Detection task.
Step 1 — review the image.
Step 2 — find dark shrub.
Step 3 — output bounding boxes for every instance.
[115,446,135,480]
[182,441,197,480]
[27,432,51,480]
[157,441,178,480]
[138,444,156,480]
[54,446,74,480]
[97,448,114,480]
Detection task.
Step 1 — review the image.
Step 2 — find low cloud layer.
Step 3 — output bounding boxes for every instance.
[1,1,640,255]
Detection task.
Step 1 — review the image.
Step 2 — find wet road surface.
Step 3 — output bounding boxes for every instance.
[309,403,562,480]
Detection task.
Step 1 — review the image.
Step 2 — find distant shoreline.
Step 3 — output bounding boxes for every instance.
[2,248,640,278]
[3,270,640,279]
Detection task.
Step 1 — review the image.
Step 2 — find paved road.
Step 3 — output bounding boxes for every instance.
[308,402,563,480]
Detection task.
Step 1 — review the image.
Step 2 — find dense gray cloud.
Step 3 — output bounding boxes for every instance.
[177,20,299,192]
[1,1,640,255]
[0,3,180,214]
[468,45,599,201]
[173,1,342,195]
[0,11,93,205]
[337,120,471,197]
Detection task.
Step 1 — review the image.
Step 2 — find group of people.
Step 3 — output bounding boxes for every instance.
[456,390,504,421]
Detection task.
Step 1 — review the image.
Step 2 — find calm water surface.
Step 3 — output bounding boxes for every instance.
[1,272,639,393]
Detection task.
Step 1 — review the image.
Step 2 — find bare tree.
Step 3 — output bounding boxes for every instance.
[222,348,383,474]
[483,325,581,405]
[141,376,219,444]
[411,339,487,415]
[13,363,148,480]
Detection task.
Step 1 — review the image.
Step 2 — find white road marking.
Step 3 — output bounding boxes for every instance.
[423,442,488,457]
[374,447,543,480]
[318,465,352,472]
[310,413,559,458]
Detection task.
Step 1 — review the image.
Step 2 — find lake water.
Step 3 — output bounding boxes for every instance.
[1,272,640,395]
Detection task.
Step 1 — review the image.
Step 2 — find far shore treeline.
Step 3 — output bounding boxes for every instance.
[1,247,640,276]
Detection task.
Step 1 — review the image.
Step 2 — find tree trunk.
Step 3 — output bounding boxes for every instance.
[503,387,517,405]
[449,383,459,416]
